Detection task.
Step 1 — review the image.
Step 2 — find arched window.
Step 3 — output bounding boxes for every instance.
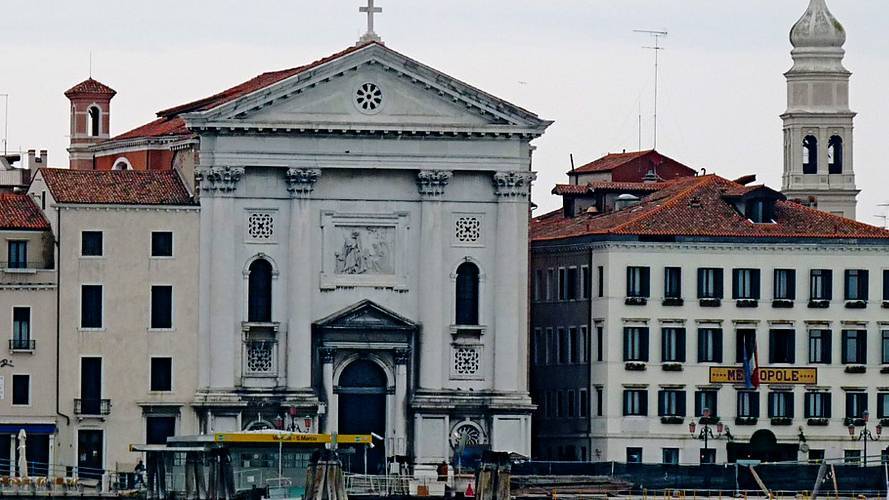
[248,259,272,322]
[828,135,843,174]
[455,262,480,325]
[112,157,132,170]
[802,135,818,174]
[88,106,101,137]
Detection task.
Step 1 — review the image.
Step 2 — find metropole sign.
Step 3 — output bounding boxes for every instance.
[709,366,817,385]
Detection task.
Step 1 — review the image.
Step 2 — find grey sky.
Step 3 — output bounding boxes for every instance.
[1,1,886,224]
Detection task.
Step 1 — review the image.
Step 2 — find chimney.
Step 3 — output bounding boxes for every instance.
[27,149,35,168]
[39,149,47,166]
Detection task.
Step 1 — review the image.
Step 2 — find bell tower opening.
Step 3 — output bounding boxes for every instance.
[828,135,843,174]
[802,135,817,174]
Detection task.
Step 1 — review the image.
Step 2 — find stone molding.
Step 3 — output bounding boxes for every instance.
[195,166,245,192]
[319,347,337,364]
[394,348,411,365]
[285,168,322,198]
[492,171,535,198]
[416,170,453,197]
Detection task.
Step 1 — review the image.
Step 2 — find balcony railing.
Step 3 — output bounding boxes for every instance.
[8,338,35,351]
[74,398,111,416]
[243,339,278,377]
[0,261,54,271]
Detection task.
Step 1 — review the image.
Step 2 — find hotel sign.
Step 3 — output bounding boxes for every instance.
[709,367,817,385]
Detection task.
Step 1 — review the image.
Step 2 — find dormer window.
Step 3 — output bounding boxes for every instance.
[802,135,817,174]
[745,198,773,223]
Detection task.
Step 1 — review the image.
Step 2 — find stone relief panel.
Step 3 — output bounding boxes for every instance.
[450,343,483,380]
[320,211,409,290]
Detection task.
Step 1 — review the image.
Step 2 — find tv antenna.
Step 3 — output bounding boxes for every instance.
[634,29,668,149]
[878,203,889,229]
[0,94,8,156]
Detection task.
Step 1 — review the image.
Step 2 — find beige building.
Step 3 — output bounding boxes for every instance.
[28,168,200,478]
[0,192,57,476]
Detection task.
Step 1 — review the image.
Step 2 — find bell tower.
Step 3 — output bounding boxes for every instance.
[781,0,859,219]
[64,78,116,170]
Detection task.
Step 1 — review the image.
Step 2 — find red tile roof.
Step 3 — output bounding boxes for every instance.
[64,78,117,97]
[112,42,378,141]
[572,150,655,174]
[0,193,49,231]
[532,175,889,242]
[39,168,194,206]
[553,181,665,195]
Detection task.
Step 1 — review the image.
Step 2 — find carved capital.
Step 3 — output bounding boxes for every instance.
[492,171,536,198]
[195,166,245,193]
[393,348,411,365]
[319,347,336,364]
[417,170,453,197]
[285,168,321,198]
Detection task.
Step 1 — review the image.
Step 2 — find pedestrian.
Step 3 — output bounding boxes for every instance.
[134,459,145,489]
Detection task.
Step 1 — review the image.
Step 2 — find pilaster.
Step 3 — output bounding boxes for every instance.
[394,348,410,456]
[320,347,337,433]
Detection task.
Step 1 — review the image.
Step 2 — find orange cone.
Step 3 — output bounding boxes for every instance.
[465,483,475,497]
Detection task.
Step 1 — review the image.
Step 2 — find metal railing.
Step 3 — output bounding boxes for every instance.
[73,398,111,416]
[8,338,35,351]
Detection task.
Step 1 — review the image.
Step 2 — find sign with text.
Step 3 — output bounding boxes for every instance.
[709,366,817,385]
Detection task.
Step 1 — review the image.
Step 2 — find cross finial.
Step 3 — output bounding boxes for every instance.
[358,0,382,44]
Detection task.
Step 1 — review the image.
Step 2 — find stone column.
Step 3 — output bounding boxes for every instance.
[285,169,321,389]
[393,348,410,456]
[196,166,245,390]
[492,171,535,392]
[320,347,337,433]
[416,170,452,389]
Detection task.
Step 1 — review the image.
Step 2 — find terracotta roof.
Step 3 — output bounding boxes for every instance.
[532,175,889,242]
[0,194,49,231]
[572,150,654,174]
[112,42,378,141]
[553,181,665,195]
[64,78,117,97]
[38,168,194,206]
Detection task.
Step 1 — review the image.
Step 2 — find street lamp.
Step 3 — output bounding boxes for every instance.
[689,408,731,464]
[848,410,882,467]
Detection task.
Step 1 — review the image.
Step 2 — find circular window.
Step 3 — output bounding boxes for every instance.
[355,82,383,114]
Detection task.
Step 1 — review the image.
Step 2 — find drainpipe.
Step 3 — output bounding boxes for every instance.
[56,206,70,426]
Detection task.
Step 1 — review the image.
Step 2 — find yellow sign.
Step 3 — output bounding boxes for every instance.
[211,433,372,445]
[709,366,817,385]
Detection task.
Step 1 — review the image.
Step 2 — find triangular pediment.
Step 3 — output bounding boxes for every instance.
[314,299,417,331]
[182,43,551,136]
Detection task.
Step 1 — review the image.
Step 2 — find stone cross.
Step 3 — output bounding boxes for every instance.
[359,0,382,43]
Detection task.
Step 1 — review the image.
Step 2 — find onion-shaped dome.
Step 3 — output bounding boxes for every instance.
[790,0,846,48]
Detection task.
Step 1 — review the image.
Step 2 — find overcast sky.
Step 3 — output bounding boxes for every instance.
[1,0,887,225]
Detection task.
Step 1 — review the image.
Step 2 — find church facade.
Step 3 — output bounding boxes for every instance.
[66,40,551,472]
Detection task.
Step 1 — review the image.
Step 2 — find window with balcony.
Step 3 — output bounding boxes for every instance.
[658,389,686,417]
[809,269,832,302]
[698,328,723,363]
[697,268,723,302]
[841,330,866,364]
[768,391,794,419]
[11,307,32,351]
[732,268,760,302]
[773,269,796,302]
[248,258,273,323]
[664,267,682,299]
[844,269,869,303]
[150,357,172,392]
[804,392,831,418]
[7,240,27,269]
[737,391,759,418]
[623,327,649,362]
[694,390,718,418]
[623,389,648,416]
[736,329,757,363]
[81,231,103,257]
[769,329,795,364]
[808,330,831,364]
[845,392,867,420]
[661,327,685,363]
[626,266,650,303]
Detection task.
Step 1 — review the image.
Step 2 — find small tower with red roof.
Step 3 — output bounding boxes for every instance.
[64,78,116,170]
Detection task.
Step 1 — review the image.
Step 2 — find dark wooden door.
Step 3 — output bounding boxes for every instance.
[338,359,387,474]
[77,429,103,479]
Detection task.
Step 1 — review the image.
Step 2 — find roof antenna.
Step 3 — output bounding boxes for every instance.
[89,50,93,78]
[0,93,8,156]
[634,29,668,150]
[570,153,577,185]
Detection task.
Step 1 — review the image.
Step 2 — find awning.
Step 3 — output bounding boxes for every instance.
[0,424,56,434]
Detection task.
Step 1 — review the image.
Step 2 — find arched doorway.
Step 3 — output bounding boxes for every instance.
[338,359,387,474]
[727,429,799,463]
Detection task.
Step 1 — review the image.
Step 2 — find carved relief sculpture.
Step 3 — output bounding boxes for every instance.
[417,170,453,197]
[334,227,394,275]
[285,168,321,198]
[195,166,245,192]
[492,171,536,198]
